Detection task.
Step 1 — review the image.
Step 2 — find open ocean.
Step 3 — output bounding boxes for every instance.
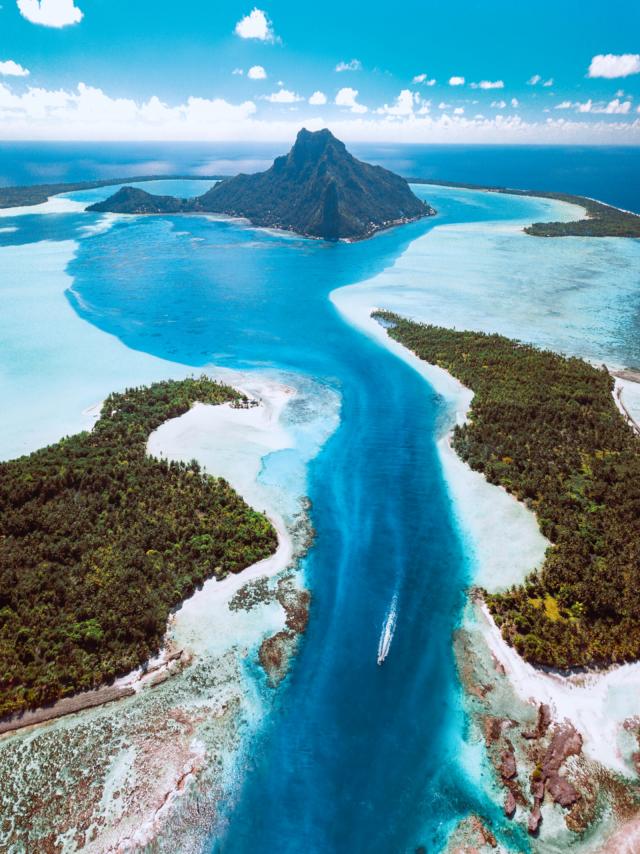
[1,142,639,213]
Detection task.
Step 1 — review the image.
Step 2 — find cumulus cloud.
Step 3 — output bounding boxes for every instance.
[264,88,302,103]
[413,73,436,86]
[449,76,465,86]
[17,0,83,27]
[599,98,632,114]
[0,78,638,145]
[377,89,417,116]
[555,97,631,115]
[543,78,553,87]
[234,8,276,41]
[511,98,519,108]
[528,74,542,85]
[336,59,362,72]
[308,90,327,105]
[232,68,244,76]
[470,80,504,90]
[588,54,640,79]
[247,65,267,80]
[0,80,258,138]
[335,86,367,113]
[0,60,30,77]
[453,107,464,115]
[491,99,507,109]
[438,101,451,110]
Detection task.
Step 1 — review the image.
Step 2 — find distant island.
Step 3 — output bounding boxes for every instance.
[87,128,435,241]
[374,312,640,669]
[0,378,277,719]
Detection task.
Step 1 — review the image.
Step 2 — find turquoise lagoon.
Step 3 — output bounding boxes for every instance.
[1,180,639,852]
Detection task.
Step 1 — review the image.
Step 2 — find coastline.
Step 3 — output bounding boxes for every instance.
[0,373,315,853]
[331,292,640,848]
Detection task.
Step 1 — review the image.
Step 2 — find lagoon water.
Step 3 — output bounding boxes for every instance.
[1,158,639,852]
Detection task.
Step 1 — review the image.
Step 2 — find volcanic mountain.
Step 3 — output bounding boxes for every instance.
[88,129,435,240]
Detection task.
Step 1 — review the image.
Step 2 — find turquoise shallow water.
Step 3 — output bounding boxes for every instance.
[1,181,639,852]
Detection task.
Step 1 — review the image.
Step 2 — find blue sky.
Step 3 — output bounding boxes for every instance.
[1,0,639,142]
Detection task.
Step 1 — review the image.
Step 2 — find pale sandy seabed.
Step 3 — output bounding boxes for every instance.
[332,257,640,851]
[0,374,329,853]
[0,201,341,852]
[2,188,639,851]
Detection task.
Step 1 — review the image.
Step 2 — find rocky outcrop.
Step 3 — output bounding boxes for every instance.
[259,578,311,686]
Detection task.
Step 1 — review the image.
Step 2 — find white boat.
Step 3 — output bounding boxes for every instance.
[377,594,398,665]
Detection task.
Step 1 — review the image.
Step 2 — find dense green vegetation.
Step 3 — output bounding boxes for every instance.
[374,311,640,669]
[88,128,434,240]
[0,378,277,717]
[409,178,640,238]
[0,175,219,210]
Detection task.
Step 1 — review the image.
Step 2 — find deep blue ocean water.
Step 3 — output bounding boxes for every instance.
[1,141,639,213]
[0,146,639,852]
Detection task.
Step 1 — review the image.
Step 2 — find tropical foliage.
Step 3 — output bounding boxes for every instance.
[0,377,277,717]
[375,312,640,669]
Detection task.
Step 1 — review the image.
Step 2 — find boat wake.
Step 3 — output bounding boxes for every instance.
[377,594,398,666]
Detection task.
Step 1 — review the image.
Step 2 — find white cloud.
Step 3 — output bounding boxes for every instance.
[491,99,507,109]
[588,54,640,79]
[528,74,542,85]
[0,60,30,77]
[449,76,465,86]
[377,89,417,116]
[308,90,327,105]
[17,0,83,27]
[335,86,367,113]
[555,97,631,115]
[470,80,504,90]
[264,88,301,103]
[336,59,362,72]
[453,107,464,115]
[232,68,244,76]
[600,98,632,114]
[0,78,639,145]
[511,98,519,108]
[412,73,426,83]
[234,8,276,41]
[438,101,451,109]
[543,78,553,87]
[247,65,267,80]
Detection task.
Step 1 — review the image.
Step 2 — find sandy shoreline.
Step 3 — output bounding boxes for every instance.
[331,292,640,848]
[0,372,311,853]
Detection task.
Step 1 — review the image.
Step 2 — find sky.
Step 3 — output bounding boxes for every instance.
[0,0,639,143]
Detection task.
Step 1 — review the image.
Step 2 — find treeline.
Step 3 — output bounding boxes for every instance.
[374,311,640,669]
[0,377,277,717]
[408,178,640,238]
